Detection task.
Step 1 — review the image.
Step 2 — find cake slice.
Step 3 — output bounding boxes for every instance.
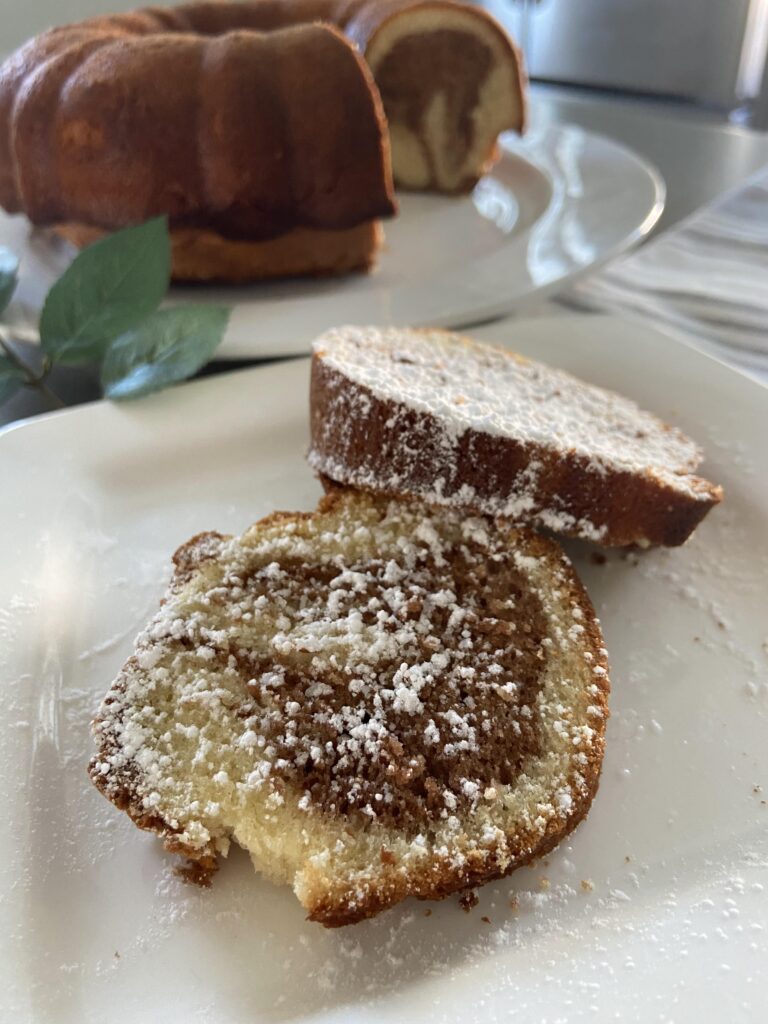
[352,0,527,193]
[90,489,608,926]
[308,326,723,547]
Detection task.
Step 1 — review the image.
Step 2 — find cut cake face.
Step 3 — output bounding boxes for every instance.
[90,490,608,925]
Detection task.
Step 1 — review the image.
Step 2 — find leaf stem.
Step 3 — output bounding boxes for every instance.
[34,375,66,409]
[0,329,66,409]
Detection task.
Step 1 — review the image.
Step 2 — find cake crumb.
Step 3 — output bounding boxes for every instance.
[581,879,594,892]
[459,890,479,912]
[174,860,215,887]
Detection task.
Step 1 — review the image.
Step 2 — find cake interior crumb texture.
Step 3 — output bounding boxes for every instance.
[91,491,609,925]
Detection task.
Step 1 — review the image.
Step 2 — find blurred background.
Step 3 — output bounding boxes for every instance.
[3,0,767,128]
[1,0,767,425]
[493,0,768,129]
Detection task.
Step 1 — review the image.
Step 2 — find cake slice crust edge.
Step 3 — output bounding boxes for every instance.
[308,326,723,547]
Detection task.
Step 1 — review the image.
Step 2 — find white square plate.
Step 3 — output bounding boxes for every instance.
[1,315,766,1022]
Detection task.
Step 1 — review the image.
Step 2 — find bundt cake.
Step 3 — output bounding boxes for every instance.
[90,488,608,926]
[308,326,723,547]
[0,1,525,281]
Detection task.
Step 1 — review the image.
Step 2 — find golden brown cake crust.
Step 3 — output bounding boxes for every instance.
[55,221,384,282]
[0,6,396,241]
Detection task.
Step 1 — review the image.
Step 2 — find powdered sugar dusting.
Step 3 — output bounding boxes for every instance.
[309,327,719,543]
[315,326,703,480]
[90,492,607,915]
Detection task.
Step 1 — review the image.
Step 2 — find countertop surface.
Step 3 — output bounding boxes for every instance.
[532,85,768,234]
[2,85,768,430]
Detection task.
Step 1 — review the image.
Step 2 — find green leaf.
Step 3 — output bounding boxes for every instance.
[39,217,170,366]
[0,248,19,316]
[0,353,25,404]
[101,305,230,401]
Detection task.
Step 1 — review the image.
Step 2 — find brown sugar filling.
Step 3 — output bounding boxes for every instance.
[374,30,493,179]
[215,537,548,829]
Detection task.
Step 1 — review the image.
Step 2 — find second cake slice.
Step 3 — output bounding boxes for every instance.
[308,326,722,546]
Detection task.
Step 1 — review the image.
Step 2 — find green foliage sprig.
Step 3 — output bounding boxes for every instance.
[0,217,230,408]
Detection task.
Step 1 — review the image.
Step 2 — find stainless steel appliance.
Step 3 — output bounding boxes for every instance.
[485,0,768,115]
